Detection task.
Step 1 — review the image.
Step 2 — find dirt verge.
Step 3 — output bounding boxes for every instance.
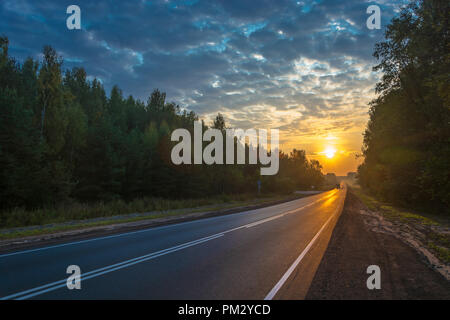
[306,189,450,299]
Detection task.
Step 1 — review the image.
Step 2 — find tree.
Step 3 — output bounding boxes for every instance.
[213,113,226,131]
[0,37,327,213]
[359,0,450,212]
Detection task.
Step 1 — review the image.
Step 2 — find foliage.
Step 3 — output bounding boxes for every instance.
[358,0,450,214]
[0,37,325,217]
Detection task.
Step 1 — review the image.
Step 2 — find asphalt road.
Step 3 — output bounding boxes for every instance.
[0,186,346,300]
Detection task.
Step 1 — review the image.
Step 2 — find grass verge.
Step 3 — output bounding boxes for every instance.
[0,193,300,240]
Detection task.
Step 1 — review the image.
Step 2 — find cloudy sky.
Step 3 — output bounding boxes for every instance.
[1,0,408,175]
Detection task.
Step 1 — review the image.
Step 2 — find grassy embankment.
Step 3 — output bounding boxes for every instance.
[0,193,304,240]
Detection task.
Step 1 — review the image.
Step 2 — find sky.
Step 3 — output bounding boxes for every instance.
[1,0,409,175]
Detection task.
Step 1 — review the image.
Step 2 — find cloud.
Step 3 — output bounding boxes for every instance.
[1,0,408,169]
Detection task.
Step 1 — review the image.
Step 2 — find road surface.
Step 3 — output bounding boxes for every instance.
[0,186,346,300]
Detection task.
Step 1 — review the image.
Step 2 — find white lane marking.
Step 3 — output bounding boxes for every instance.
[1,191,339,300]
[0,227,171,258]
[264,190,346,300]
[0,191,335,258]
[244,195,327,229]
[245,214,287,228]
[1,233,224,300]
[238,191,334,231]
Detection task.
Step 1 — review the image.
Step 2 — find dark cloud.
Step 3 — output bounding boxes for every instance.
[1,0,407,134]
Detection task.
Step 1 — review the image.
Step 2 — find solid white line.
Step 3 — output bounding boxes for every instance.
[1,233,224,300]
[0,191,335,258]
[17,234,225,300]
[264,214,336,299]
[0,228,167,258]
[264,189,345,300]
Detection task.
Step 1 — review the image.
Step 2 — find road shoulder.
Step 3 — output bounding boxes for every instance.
[305,189,450,299]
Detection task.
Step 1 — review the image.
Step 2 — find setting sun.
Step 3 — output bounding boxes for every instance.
[324,146,337,159]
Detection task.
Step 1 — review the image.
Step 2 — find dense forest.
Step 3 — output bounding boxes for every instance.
[358,0,449,213]
[0,37,325,213]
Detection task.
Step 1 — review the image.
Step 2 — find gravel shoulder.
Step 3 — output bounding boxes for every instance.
[306,189,450,300]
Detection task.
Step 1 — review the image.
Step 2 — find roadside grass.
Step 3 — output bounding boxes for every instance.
[428,231,450,264]
[351,186,439,226]
[351,185,450,264]
[428,242,450,265]
[0,193,300,240]
[0,212,199,240]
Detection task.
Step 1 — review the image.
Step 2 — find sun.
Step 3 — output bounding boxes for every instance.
[324,146,337,159]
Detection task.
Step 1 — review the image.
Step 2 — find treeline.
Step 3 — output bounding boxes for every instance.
[358,0,449,213]
[0,37,324,211]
